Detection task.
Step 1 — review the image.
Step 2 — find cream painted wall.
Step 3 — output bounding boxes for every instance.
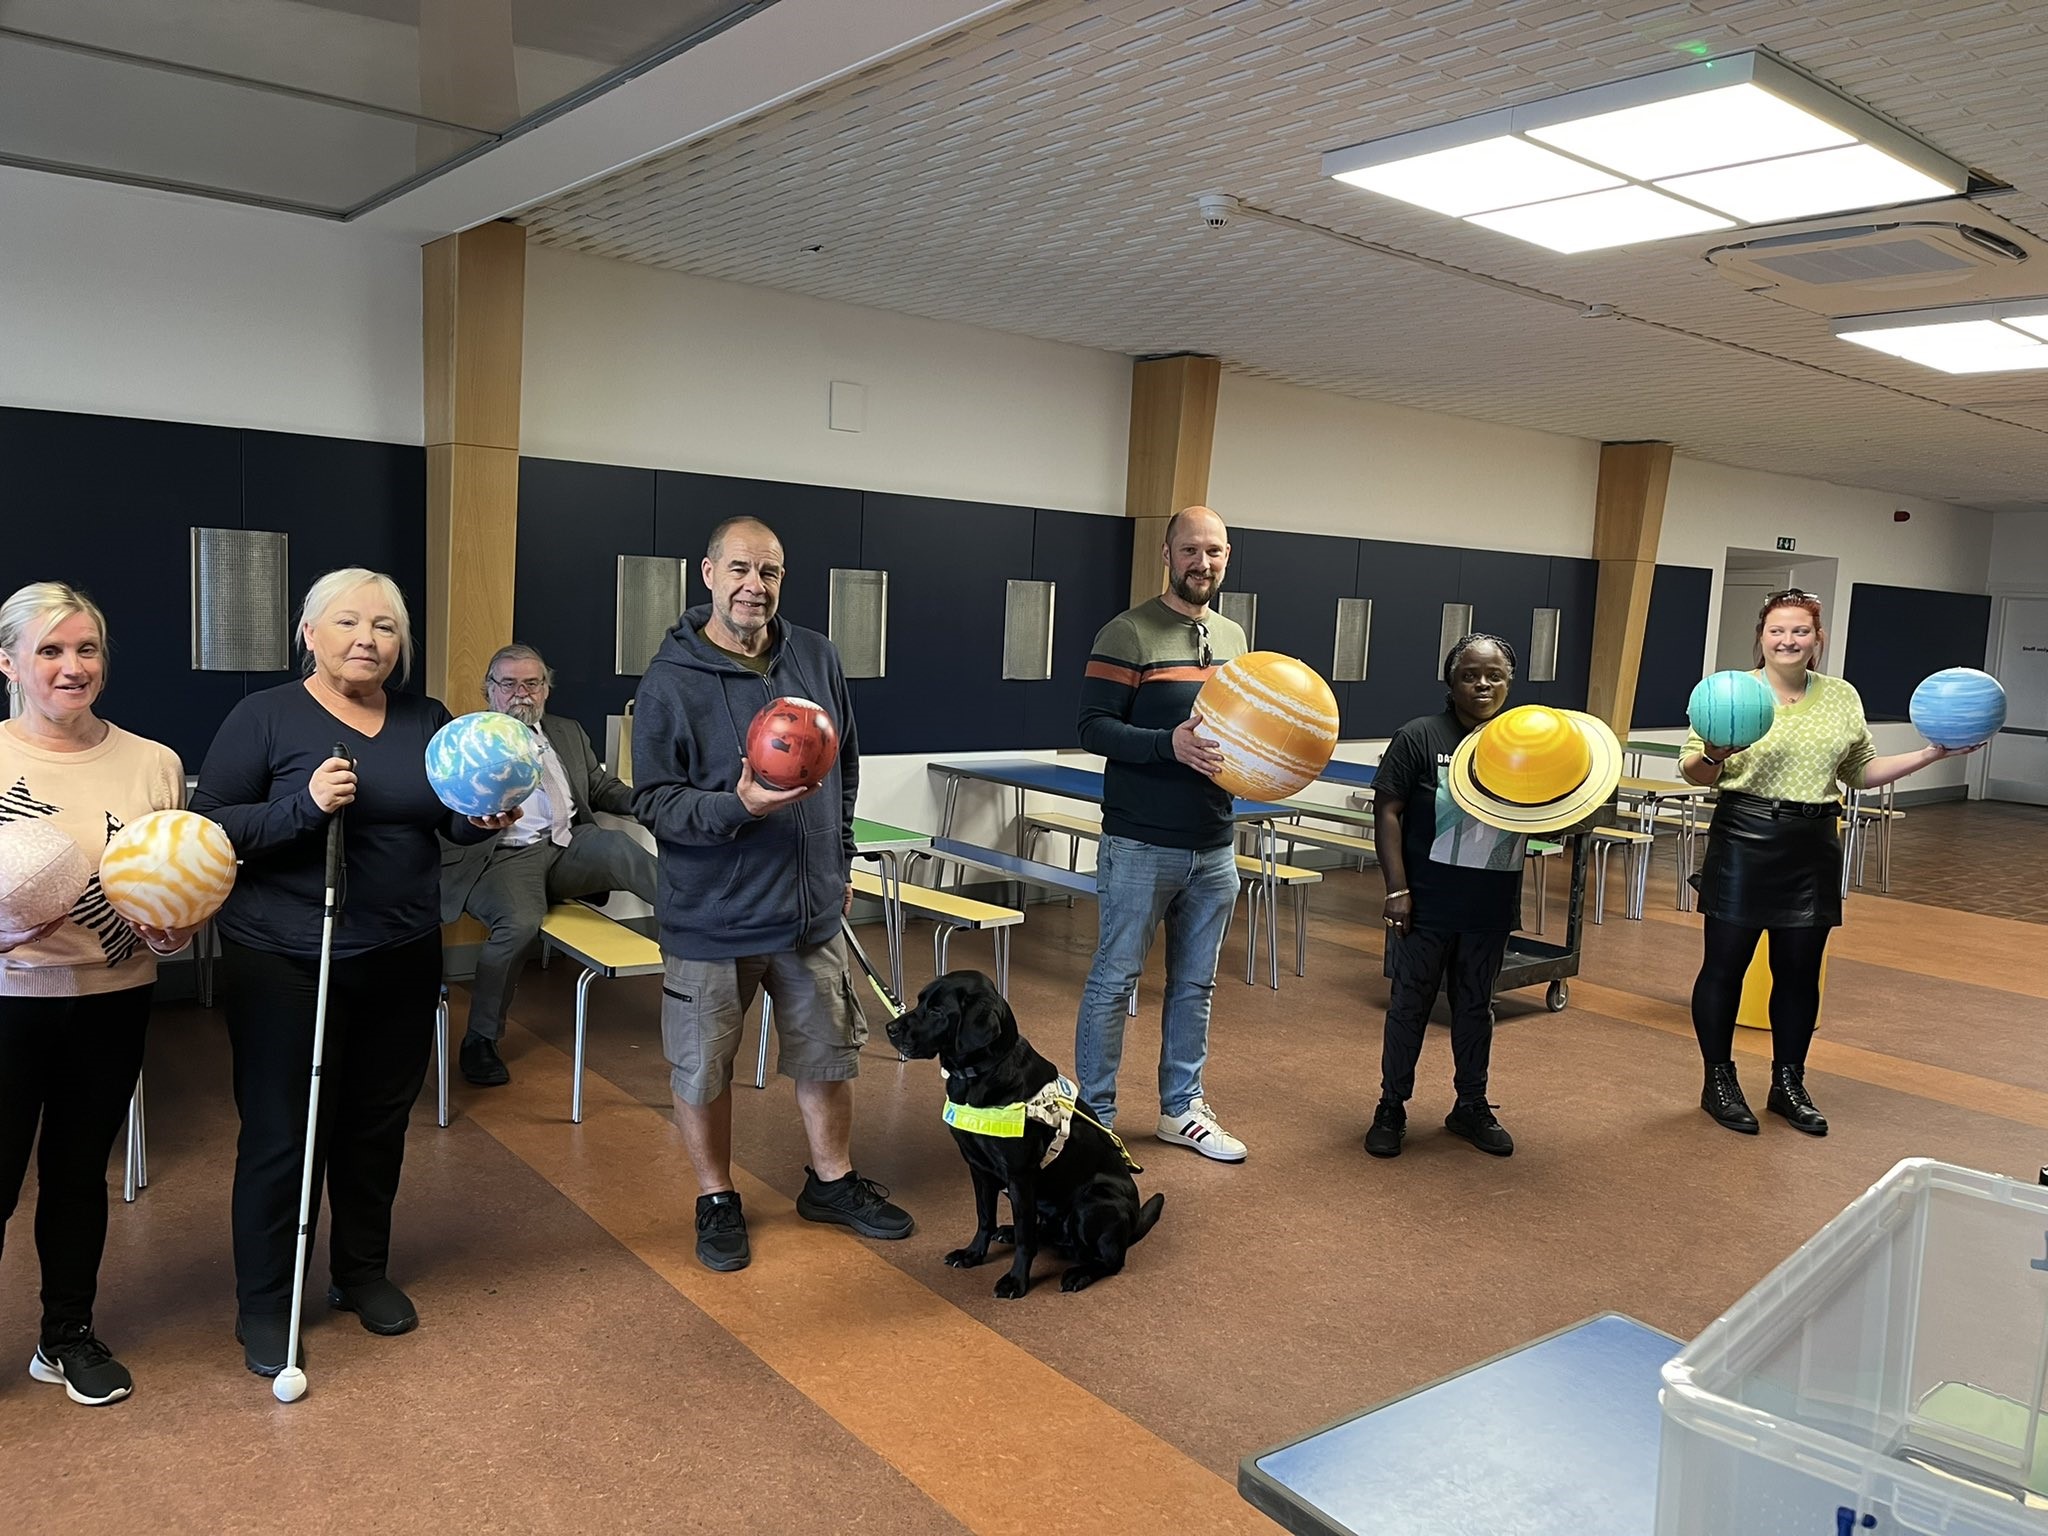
[0,166,423,442]
[520,245,1131,514]
[1988,510,2048,597]
[1207,372,1601,554]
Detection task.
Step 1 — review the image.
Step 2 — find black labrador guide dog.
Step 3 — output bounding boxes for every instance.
[887,970,1164,1299]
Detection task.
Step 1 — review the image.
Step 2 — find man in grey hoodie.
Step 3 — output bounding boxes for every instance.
[632,516,913,1273]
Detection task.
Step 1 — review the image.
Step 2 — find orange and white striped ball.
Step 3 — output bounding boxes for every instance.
[0,821,94,934]
[100,810,238,930]
[1193,651,1340,801]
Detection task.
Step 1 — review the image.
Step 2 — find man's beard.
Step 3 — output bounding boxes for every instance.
[506,701,542,725]
[1169,568,1216,606]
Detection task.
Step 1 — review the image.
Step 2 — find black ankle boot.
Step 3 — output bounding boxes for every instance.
[1701,1061,1759,1134]
[1767,1062,1828,1136]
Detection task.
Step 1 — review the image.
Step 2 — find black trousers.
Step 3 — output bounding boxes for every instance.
[0,985,152,1342]
[1380,927,1510,1104]
[221,932,440,1314]
[1690,917,1829,1068]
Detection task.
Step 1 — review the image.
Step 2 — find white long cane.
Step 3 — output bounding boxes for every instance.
[273,748,348,1404]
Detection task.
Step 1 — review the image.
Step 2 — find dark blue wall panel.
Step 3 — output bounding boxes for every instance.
[1353,539,1462,736]
[1026,509,1131,750]
[1,408,247,768]
[1636,564,1715,730]
[856,494,1035,755]
[242,430,427,700]
[1842,583,1992,722]
[1535,556,1599,711]
[1456,549,1550,705]
[653,472,861,637]
[515,457,656,747]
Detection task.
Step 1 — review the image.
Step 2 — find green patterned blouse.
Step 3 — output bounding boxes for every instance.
[1683,671,1875,804]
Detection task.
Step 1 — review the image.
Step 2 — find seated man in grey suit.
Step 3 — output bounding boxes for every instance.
[442,643,658,1086]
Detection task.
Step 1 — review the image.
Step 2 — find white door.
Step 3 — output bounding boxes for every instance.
[1985,597,2048,806]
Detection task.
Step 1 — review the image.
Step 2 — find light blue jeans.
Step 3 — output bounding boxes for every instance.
[1073,836,1240,1127]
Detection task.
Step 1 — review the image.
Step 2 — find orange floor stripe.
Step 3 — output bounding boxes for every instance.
[460,1024,1275,1536]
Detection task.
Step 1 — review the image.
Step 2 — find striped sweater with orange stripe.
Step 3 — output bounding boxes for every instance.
[1078,596,1247,850]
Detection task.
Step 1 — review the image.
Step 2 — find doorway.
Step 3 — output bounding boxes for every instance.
[1985,596,2048,806]
[1717,549,1839,673]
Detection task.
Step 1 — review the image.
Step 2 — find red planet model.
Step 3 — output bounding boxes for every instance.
[746,696,839,790]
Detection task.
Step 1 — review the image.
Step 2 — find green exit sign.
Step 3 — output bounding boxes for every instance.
[1776,537,1797,552]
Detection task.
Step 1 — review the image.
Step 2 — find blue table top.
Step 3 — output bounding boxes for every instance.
[1241,1314,1678,1536]
[1317,759,1378,789]
[931,757,1291,819]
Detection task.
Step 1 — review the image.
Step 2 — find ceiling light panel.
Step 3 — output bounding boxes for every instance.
[1329,135,1622,218]
[1836,318,2048,375]
[1525,82,1852,181]
[1657,144,1958,224]
[1465,186,1733,254]
[1322,50,1970,256]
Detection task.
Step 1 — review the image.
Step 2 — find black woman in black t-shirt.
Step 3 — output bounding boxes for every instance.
[1365,635,1523,1161]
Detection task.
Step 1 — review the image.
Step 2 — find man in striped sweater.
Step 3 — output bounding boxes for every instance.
[1072,505,1249,1162]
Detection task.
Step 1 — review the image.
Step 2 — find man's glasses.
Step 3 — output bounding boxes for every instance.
[1190,620,1212,668]
[488,676,549,695]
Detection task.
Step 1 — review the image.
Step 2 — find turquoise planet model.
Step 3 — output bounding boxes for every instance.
[426,712,541,817]
[1687,670,1776,750]
[1908,667,2007,750]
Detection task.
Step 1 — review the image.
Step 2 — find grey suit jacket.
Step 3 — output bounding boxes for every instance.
[439,713,635,921]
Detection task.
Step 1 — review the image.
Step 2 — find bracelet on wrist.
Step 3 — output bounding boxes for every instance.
[1383,888,1410,901]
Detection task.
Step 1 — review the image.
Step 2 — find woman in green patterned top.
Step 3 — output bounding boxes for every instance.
[1678,590,1970,1138]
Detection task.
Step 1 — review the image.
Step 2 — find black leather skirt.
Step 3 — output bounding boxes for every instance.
[1693,791,1843,930]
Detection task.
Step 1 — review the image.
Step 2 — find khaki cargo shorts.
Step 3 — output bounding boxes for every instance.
[659,938,868,1105]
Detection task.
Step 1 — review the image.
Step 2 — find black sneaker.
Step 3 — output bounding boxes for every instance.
[1444,1099,1515,1157]
[460,1033,510,1087]
[696,1191,751,1272]
[1363,1099,1407,1159]
[327,1278,418,1335]
[236,1312,294,1378]
[28,1325,132,1406]
[796,1167,914,1240]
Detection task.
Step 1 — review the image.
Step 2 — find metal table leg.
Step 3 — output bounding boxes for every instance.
[1294,886,1307,977]
[755,996,774,1090]
[571,968,596,1124]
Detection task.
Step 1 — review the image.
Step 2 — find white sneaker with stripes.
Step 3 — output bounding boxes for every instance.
[1155,1098,1247,1162]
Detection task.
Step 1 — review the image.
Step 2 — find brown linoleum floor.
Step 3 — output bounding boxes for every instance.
[4,806,2045,1533]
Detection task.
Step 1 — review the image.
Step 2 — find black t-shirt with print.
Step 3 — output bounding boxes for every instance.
[1375,709,1525,934]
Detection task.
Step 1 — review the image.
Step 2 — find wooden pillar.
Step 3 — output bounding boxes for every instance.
[1124,354,1221,606]
[1586,442,1673,736]
[422,220,525,708]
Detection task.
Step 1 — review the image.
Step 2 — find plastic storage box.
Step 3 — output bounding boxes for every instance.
[1659,1159,2048,1535]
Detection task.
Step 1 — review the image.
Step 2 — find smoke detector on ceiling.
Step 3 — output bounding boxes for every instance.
[1705,215,2038,317]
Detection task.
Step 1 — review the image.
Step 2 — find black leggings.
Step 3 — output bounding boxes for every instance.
[1691,918,1829,1067]
[0,985,153,1342]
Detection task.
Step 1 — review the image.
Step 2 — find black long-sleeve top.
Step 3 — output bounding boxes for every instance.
[192,682,492,958]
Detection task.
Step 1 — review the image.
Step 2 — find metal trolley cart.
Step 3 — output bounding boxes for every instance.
[1493,829,1590,1013]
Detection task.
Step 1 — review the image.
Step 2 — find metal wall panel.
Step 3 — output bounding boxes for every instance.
[1001,579,1055,680]
[829,568,888,679]
[615,555,687,675]
[1333,597,1372,682]
[190,527,289,671]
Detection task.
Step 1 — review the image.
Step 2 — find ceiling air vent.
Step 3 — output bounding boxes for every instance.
[1707,222,2031,316]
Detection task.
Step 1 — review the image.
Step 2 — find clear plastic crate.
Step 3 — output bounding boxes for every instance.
[1658,1159,2048,1536]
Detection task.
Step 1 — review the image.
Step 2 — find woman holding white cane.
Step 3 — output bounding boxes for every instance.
[193,570,512,1383]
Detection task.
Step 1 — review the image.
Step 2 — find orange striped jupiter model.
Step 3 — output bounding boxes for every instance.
[99,808,238,930]
[1192,651,1340,801]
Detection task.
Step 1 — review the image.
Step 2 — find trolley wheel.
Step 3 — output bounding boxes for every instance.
[1545,981,1569,1012]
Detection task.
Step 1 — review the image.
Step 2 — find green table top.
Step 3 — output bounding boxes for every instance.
[852,817,930,853]
[1623,740,1684,757]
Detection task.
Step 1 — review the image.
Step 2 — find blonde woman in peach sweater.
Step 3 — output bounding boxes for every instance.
[0,582,188,1407]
